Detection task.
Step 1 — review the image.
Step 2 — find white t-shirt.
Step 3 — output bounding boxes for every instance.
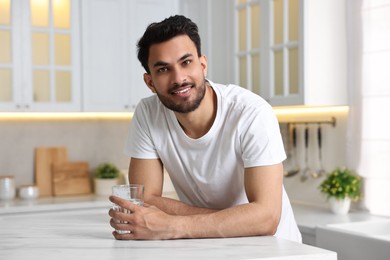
[126,81,302,242]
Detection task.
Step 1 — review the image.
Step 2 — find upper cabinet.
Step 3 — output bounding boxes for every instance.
[1,0,178,112]
[0,0,81,112]
[234,0,347,106]
[81,0,179,112]
[1,0,347,112]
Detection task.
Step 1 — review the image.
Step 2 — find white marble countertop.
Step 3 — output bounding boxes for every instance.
[0,195,109,215]
[0,198,336,260]
[291,202,388,235]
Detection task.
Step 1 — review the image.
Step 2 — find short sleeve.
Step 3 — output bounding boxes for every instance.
[124,101,160,159]
[240,104,286,167]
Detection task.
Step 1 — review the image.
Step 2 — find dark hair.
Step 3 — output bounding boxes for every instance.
[137,15,201,73]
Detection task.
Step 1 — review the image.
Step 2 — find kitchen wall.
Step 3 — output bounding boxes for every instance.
[0,108,349,208]
[279,108,350,207]
[0,118,132,186]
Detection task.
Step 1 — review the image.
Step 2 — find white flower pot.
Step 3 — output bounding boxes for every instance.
[94,178,119,196]
[329,197,351,215]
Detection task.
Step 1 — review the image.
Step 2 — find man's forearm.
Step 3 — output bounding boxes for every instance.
[147,195,217,215]
[109,195,280,240]
[171,202,280,239]
[147,196,279,239]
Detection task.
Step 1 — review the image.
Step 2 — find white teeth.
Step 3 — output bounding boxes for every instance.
[174,87,190,94]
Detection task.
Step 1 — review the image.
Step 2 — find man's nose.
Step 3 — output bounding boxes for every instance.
[171,67,187,86]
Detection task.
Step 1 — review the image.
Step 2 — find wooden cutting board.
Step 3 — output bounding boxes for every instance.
[52,162,92,196]
[35,147,68,197]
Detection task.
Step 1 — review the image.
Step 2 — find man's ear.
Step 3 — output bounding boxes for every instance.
[200,55,208,78]
[143,73,156,93]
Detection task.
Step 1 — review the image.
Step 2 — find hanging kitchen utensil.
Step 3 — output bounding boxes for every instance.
[283,123,290,176]
[285,124,300,177]
[300,125,311,182]
[283,123,293,176]
[312,124,326,178]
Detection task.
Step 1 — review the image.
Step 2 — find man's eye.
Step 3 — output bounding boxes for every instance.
[157,67,168,73]
[183,60,191,66]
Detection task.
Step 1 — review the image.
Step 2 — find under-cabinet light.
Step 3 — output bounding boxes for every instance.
[273,106,349,124]
[0,112,134,120]
[0,106,348,121]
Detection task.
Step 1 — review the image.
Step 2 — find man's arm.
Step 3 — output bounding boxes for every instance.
[174,163,283,238]
[109,158,283,239]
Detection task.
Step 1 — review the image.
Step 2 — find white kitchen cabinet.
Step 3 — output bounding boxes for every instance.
[179,0,235,85]
[0,0,81,112]
[234,0,347,107]
[81,0,179,112]
[300,227,316,246]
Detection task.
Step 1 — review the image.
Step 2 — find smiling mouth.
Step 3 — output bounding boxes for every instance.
[171,85,193,95]
[172,87,190,94]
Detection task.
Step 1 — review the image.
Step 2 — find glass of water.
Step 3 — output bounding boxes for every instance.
[112,184,144,234]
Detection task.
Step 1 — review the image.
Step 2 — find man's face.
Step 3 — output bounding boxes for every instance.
[144,35,208,113]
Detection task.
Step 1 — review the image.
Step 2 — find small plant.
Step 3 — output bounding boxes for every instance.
[319,167,362,201]
[94,163,120,179]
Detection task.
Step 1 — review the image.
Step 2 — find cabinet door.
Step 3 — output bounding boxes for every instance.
[0,0,81,112]
[127,0,179,111]
[27,0,81,111]
[267,0,301,106]
[234,0,301,105]
[0,0,22,111]
[234,0,347,107]
[81,0,129,112]
[234,0,264,96]
[82,0,179,112]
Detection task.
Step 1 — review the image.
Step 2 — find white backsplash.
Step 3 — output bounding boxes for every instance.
[281,112,349,206]
[0,112,348,207]
[0,119,132,186]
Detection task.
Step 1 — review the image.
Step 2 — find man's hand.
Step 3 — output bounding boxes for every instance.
[108,195,180,240]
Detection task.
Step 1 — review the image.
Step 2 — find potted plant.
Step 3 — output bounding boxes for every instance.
[94,163,120,196]
[319,167,362,215]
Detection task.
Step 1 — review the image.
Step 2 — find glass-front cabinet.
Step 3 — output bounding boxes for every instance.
[234,0,347,107]
[0,0,80,112]
[270,0,300,103]
[0,0,17,110]
[236,0,262,94]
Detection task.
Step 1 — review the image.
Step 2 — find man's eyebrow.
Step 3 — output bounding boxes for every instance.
[179,53,193,61]
[152,53,194,68]
[153,61,169,68]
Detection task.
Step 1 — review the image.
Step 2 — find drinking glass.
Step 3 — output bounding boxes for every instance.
[112,184,144,234]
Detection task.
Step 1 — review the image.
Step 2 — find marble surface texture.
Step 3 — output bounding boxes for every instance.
[0,204,336,260]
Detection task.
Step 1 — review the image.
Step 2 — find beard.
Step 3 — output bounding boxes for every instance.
[155,80,207,113]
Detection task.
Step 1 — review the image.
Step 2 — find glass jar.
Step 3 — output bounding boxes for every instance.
[0,176,16,200]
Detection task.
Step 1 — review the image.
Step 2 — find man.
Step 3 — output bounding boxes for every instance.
[109,15,301,242]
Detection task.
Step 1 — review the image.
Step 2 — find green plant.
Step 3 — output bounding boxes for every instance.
[319,167,362,201]
[94,163,120,179]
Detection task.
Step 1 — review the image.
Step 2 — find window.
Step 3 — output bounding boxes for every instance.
[348,0,390,217]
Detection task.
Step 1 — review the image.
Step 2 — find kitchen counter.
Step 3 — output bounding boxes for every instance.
[0,197,336,260]
[292,202,387,233]
[290,202,389,246]
[0,195,109,215]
